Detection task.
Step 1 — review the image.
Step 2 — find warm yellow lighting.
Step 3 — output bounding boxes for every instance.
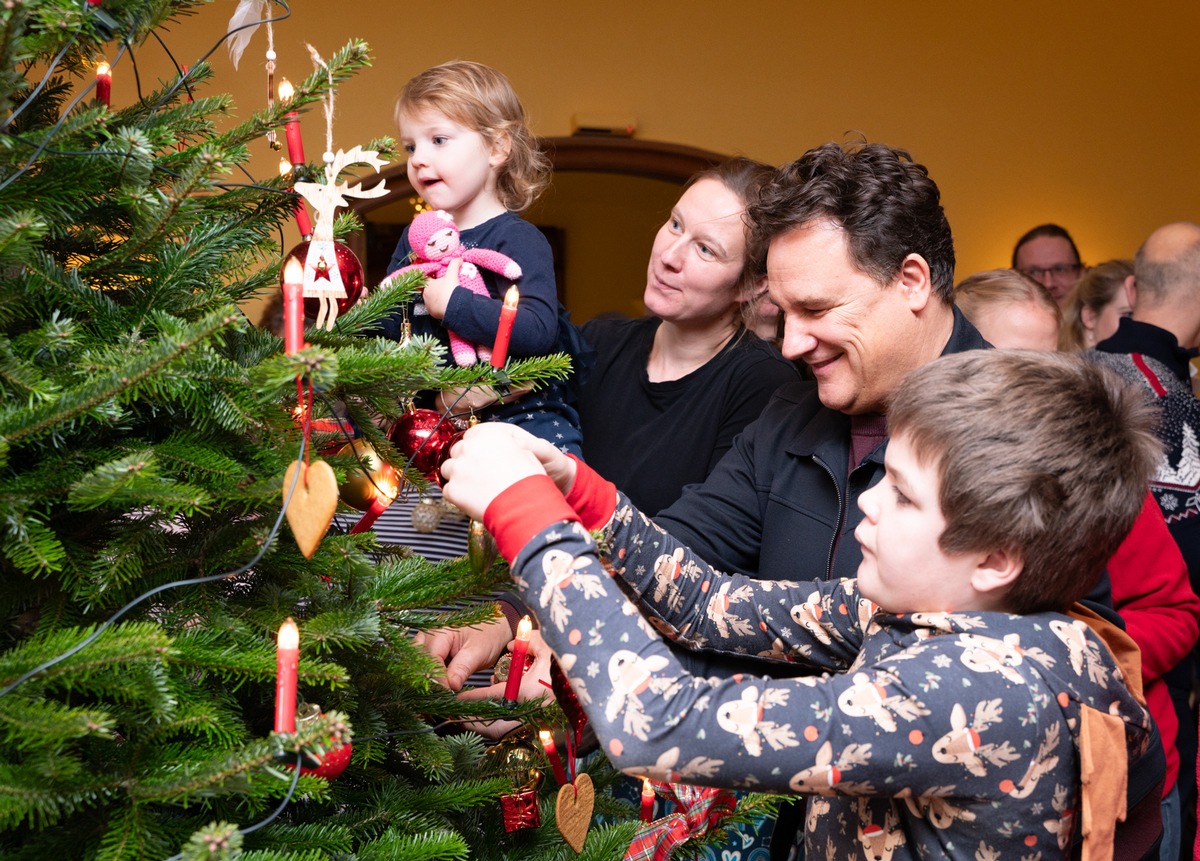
[378,471,400,502]
[278,78,294,103]
[283,256,304,282]
[96,62,110,76]
[277,618,299,649]
[278,157,292,178]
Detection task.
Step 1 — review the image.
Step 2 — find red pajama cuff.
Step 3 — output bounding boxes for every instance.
[564,454,618,530]
[483,474,580,562]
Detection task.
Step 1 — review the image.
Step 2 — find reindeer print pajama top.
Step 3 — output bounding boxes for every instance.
[487,475,1153,861]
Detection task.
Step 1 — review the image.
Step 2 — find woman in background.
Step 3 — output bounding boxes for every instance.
[1059,259,1135,351]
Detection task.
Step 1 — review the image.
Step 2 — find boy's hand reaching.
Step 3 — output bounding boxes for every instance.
[440,423,549,520]
[446,422,577,494]
[521,432,577,496]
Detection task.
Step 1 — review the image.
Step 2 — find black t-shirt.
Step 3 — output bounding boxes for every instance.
[579,316,799,515]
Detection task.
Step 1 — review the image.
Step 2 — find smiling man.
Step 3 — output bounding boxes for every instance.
[654,142,986,583]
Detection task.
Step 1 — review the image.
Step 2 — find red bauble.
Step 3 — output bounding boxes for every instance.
[292,704,353,781]
[281,241,364,321]
[387,409,460,483]
[301,739,353,780]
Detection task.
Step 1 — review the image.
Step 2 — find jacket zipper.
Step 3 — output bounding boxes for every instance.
[816,455,844,580]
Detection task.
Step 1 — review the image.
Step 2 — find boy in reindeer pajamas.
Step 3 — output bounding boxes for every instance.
[441,350,1160,861]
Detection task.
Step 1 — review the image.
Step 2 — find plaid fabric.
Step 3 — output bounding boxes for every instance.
[623,782,738,861]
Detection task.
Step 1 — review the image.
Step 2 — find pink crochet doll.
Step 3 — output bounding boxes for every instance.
[386,209,522,366]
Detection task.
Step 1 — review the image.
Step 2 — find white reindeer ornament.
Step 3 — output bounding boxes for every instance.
[293,146,389,330]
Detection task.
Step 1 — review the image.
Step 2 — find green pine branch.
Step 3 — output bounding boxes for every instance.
[0,4,656,857]
[0,306,241,444]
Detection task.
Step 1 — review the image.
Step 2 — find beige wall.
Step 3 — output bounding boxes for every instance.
[133,1,1198,303]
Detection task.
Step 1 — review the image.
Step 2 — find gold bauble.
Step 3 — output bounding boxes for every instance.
[337,442,397,511]
[410,499,444,533]
[468,520,499,574]
[483,726,544,792]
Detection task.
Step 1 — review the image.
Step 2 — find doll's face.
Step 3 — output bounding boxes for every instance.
[424,227,458,260]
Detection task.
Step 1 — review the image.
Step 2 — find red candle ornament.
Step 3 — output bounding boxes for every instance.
[274,618,300,733]
[503,616,532,702]
[539,729,567,786]
[640,777,655,822]
[95,62,111,107]
[490,285,519,369]
[277,80,312,237]
[282,256,305,354]
[293,200,313,238]
[278,79,305,164]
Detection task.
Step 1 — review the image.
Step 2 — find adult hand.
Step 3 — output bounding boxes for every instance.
[436,383,533,416]
[440,423,548,520]
[456,629,555,739]
[421,258,461,320]
[413,615,513,692]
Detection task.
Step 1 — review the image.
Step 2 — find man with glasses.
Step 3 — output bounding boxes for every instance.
[1012,222,1085,305]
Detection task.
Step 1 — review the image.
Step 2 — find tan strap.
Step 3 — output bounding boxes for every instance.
[1078,705,1128,861]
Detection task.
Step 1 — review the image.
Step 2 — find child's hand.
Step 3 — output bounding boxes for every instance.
[524,435,577,495]
[442,422,575,494]
[440,423,548,520]
[422,258,461,320]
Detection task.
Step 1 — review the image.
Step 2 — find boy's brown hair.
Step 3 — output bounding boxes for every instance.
[887,350,1162,614]
[395,61,549,212]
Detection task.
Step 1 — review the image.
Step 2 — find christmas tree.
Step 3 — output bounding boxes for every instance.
[0,1,646,858]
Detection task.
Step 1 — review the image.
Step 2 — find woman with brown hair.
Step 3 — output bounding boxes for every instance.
[577,157,800,515]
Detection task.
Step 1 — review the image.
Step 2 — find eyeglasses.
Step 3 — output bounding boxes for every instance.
[1020,263,1082,282]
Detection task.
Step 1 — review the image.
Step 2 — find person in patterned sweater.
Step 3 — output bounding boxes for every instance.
[442,350,1161,860]
[1090,221,1200,859]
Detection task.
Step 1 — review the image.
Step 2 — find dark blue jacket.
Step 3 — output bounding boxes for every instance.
[656,306,989,583]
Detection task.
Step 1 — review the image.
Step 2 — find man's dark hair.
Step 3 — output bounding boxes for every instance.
[747,142,956,301]
[1011,223,1081,269]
